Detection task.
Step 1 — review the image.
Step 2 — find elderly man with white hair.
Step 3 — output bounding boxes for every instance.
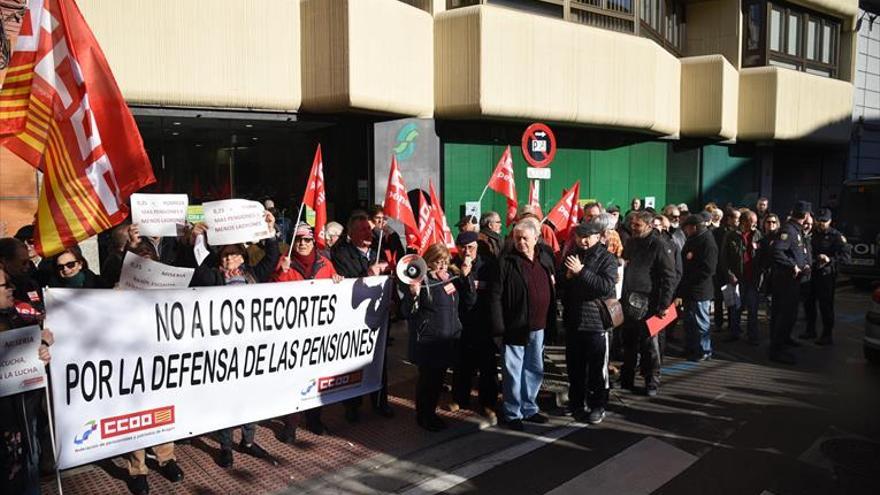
[490,219,557,431]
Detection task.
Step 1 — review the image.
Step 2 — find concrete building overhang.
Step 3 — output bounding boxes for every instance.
[680,55,739,140]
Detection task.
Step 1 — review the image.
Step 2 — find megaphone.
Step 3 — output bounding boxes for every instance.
[396,254,427,284]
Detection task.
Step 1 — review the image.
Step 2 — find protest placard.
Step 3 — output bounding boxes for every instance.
[45,277,391,468]
[130,194,189,237]
[0,325,46,398]
[118,252,194,290]
[203,199,272,245]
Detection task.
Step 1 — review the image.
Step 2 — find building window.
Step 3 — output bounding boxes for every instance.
[638,0,686,56]
[742,0,840,78]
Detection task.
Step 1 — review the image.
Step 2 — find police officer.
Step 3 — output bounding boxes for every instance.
[769,201,812,365]
[802,208,850,345]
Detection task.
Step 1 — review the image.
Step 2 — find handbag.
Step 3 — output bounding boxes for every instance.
[596,298,624,329]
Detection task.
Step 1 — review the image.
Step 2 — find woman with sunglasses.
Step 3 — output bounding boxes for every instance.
[47,246,108,288]
[401,243,472,432]
[271,223,342,443]
[190,210,279,468]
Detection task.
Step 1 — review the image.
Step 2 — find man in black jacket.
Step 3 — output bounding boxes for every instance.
[451,231,500,422]
[490,220,556,431]
[721,210,763,344]
[678,213,718,361]
[712,207,740,332]
[332,213,394,421]
[620,211,677,397]
[559,219,618,424]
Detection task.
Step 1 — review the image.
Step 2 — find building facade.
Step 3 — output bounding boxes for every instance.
[0,0,861,235]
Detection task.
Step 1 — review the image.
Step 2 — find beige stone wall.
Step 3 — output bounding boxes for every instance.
[76,0,301,110]
[301,0,434,117]
[434,5,680,136]
[685,0,742,68]
[680,55,739,139]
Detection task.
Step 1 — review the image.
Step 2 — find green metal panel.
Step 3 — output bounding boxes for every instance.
[666,147,700,208]
[588,147,630,209]
[628,142,667,209]
[702,145,758,207]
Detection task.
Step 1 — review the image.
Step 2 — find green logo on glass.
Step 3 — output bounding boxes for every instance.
[393,123,419,161]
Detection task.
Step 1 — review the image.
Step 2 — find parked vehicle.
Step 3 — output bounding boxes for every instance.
[837,177,880,289]
[866,286,880,365]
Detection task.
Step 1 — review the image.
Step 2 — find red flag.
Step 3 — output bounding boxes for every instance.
[528,180,543,218]
[545,181,580,240]
[384,156,420,249]
[487,146,518,226]
[0,0,155,256]
[417,191,439,255]
[302,144,327,248]
[428,181,455,252]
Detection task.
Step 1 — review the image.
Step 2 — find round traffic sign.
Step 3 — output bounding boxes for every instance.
[521,123,556,168]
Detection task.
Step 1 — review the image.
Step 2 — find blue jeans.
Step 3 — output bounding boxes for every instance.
[684,300,712,358]
[502,329,544,421]
[730,282,759,341]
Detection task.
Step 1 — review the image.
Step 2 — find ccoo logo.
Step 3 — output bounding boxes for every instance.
[73,420,97,445]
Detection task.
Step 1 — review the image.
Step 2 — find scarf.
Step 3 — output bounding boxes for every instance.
[64,271,86,288]
[292,250,317,279]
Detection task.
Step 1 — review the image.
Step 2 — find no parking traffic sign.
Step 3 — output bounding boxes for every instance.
[521,123,556,168]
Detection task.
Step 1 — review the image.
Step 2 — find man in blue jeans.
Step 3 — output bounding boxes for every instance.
[490,219,557,431]
[721,210,763,345]
[678,213,718,361]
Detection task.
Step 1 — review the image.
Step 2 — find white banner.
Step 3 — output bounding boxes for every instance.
[130,193,189,237]
[45,277,392,469]
[0,325,46,398]
[118,252,194,290]
[203,199,272,246]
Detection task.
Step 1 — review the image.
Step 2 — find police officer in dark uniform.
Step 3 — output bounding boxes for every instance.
[793,214,814,348]
[769,201,812,365]
[802,208,850,345]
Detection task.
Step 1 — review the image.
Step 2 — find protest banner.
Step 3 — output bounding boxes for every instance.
[0,325,46,398]
[118,252,195,290]
[45,276,392,469]
[203,199,273,245]
[130,194,189,237]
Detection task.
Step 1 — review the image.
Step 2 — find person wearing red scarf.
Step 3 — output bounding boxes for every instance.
[272,223,341,442]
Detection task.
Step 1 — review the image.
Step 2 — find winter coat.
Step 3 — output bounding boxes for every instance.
[331,239,375,278]
[46,268,108,289]
[557,243,618,333]
[190,239,279,287]
[678,227,718,302]
[400,273,465,368]
[489,248,558,345]
[455,254,497,340]
[622,230,677,317]
[720,228,763,285]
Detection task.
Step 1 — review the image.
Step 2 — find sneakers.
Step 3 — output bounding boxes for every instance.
[129,474,149,495]
[587,408,606,425]
[646,382,659,397]
[158,460,184,482]
[524,412,549,424]
[217,448,234,468]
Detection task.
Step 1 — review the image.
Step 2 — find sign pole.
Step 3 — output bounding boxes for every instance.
[44,369,64,495]
[287,202,306,258]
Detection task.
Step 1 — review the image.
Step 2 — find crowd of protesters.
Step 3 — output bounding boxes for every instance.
[0,193,851,494]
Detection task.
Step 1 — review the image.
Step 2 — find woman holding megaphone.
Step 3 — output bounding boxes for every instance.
[400,243,475,432]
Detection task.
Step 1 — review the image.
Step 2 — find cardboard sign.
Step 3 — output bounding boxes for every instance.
[118,252,194,290]
[0,325,46,398]
[203,199,272,246]
[131,194,189,237]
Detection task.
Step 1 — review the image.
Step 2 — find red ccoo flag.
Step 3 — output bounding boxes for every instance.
[302,144,327,248]
[545,180,580,240]
[527,180,543,218]
[384,156,420,249]
[486,146,518,226]
[0,0,155,257]
[428,180,455,252]
[417,191,439,255]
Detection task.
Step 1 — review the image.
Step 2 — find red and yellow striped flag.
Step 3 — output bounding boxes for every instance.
[0,0,154,257]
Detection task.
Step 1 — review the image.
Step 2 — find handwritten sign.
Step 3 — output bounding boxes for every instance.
[118,252,195,290]
[0,325,46,398]
[203,199,271,246]
[131,193,189,237]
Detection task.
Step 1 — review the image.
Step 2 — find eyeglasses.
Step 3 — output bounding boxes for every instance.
[294,237,314,244]
[670,215,680,220]
[56,261,79,271]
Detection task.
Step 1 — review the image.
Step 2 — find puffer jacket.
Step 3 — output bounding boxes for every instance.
[558,243,618,333]
[400,273,466,368]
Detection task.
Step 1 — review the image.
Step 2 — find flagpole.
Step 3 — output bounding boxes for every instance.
[44,369,64,495]
[374,229,384,265]
[287,202,306,258]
